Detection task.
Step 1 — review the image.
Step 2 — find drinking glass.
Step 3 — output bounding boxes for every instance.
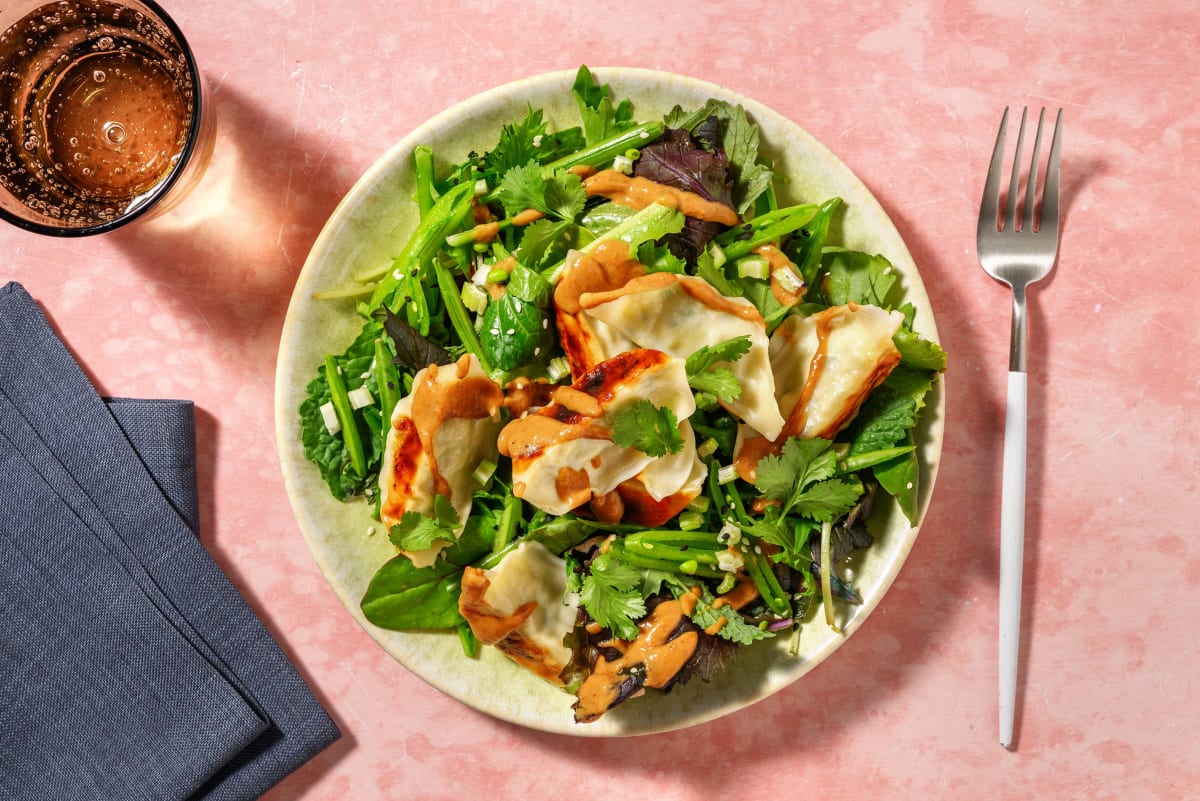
[0,0,214,236]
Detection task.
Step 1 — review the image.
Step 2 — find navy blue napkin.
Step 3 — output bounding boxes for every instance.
[0,282,339,800]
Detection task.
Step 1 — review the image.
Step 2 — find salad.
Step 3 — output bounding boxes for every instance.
[299,67,946,724]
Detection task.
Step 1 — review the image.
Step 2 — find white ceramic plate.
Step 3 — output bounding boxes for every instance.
[275,67,943,736]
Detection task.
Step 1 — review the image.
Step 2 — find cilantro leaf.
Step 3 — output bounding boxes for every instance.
[497,162,546,217]
[685,336,752,403]
[687,369,742,404]
[497,162,586,221]
[688,593,773,645]
[609,400,685,457]
[479,107,583,187]
[513,218,578,269]
[686,335,752,373]
[543,171,587,220]
[580,550,646,640]
[790,478,864,522]
[388,494,459,551]
[754,438,839,506]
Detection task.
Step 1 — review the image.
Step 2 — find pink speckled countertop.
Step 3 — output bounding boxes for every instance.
[4,1,1198,798]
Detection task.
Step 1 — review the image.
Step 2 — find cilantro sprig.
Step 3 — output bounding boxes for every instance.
[685,335,751,404]
[579,549,646,641]
[388,494,459,552]
[497,162,587,221]
[609,400,685,457]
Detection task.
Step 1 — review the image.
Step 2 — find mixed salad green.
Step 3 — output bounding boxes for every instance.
[300,67,945,722]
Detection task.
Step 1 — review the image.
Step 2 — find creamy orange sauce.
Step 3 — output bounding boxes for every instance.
[380,357,503,524]
[555,466,592,507]
[588,490,625,524]
[568,164,597,179]
[471,221,501,243]
[755,243,805,307]
[407,357,504,498]
[574,589,701,723]
[553,241,647,377]
[501,376,556,417]
[497,413,608,462]
[584,169,739,226]
[511,208,545,226]
[553,239,645,315]
[551,385,603,418]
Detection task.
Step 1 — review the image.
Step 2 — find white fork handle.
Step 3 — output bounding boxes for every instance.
[999,369,1027,749]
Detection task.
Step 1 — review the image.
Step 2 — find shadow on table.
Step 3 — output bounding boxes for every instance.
[110,85,359,788]
[107,82,348,331]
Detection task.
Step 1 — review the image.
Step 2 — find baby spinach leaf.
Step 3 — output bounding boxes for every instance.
[360,515,492,631]
[479,288,552,372]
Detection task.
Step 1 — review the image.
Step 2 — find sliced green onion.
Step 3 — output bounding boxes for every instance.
[708,241,727,269]
[717,520,742,546]
[717,464,738,484]
[473,178,488,196]
[716,549,744,573]
[677,510,704,531]
[472,458,497,487]
[461,282,489,315]
[715,571,738,594]
[686,495,710,513]
[547,356,571,382]
[736,255,770,280]
[772,265,805,294]
[613,154,634,174]
[696,437,719,458]
[486,267,511,284]
[624,147,641,160]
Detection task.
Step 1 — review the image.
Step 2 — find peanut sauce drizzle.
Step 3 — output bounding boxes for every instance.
[583,169,740,226]
[574,589,701,723]
[407,356,504,498]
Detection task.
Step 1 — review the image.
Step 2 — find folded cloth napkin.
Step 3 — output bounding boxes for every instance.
[0,282,340,801]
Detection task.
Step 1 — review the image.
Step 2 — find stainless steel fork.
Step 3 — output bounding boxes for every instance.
[976,106,1063,750]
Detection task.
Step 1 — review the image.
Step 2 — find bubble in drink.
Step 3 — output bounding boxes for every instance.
[0,0,196,227]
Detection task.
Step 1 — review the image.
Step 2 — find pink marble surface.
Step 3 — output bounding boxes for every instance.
[4,0,1198,798]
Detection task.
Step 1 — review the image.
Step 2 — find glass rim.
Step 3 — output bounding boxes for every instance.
[0,0,208,237]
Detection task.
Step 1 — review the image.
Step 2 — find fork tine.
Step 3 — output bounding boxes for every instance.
[1004,107,1028,233]
[1021,109,1045,233]
[1040,109,1064,240]
[978,107,1009,239]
